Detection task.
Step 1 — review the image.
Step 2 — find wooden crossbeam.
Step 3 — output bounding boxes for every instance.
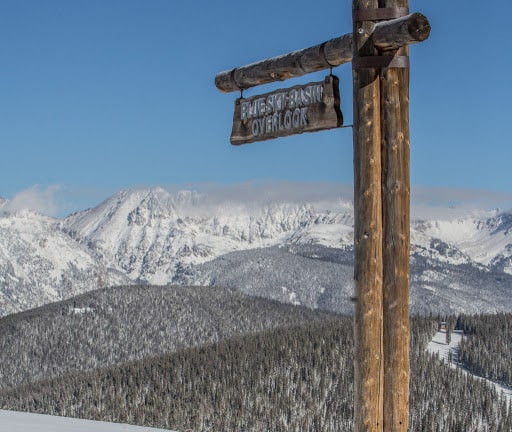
[215,13,429,93]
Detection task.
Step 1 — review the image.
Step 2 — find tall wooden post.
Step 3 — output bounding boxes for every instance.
[380,0,411,430]
[215,7,428,431]
[352,1,384,431]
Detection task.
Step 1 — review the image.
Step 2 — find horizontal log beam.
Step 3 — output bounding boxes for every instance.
[372,12,430,51]
[215,12,429,93]
[215,34,352,93]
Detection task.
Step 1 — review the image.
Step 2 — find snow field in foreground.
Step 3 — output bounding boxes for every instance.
[0,410,174,432]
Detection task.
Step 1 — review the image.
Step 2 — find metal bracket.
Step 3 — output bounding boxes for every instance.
[352,55,409,70]
[319,41,336,69]
[352,7,409,22]
[229,68,243,91]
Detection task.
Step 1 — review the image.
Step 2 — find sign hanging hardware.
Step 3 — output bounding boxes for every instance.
[352,55,409,70]
[352,7,409,22]
[230,68,243,92]
[320,41,337,70]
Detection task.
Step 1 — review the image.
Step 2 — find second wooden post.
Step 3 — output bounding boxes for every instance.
[380,0,411,430]
[353,1,412,431]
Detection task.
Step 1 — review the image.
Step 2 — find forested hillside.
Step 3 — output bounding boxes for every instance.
[174,245,355,313]
[457,312,512,387]
[0,285,335,390]
[1,316,511,431]
[174,244,512,315]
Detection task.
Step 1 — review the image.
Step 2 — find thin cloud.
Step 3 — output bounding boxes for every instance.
[3,182,510,221]
[411,186,512,220]
[3,185,61,217]
[164,181,354,217]
[171,182,512,220]
[163,182,512,220]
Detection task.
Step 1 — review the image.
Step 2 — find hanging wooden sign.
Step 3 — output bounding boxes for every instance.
[230,75,343,145]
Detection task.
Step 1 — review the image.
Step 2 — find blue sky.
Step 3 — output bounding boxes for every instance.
[1,0,511,215]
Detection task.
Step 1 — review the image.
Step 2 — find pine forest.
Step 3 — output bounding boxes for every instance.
[1,286,511,431]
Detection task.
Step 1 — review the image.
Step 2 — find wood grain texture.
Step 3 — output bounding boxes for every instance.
[215,14,430,93]
[215,34,352,93]
[372,12,430,51]
[379,0,411,431]
[352,1,384,431]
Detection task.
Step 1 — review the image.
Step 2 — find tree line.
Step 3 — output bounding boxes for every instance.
[457,312,512,386]
[0,285,335,390]
[1,315,511,431]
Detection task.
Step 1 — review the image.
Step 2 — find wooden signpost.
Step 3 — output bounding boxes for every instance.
[230,76,343,145]
[215,1,430,431]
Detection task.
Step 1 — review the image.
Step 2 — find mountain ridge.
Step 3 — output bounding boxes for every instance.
[1,186,511,316]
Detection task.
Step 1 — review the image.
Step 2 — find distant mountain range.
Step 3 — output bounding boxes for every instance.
[1,187,511,316]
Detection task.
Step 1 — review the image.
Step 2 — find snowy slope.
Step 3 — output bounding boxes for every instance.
[63,187,355,284]
[0,410,173,432]
[175,244,512,315]
[411,213,512,273]
[0,209,129,316]
[428,331,512,403]
[427,329,465,367]
[1,186,512,316]
[64,188,512,284]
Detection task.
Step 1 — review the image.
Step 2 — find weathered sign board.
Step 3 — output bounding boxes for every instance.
[230,75,343,145]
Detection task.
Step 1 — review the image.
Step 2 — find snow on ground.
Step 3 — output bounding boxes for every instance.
[428,330,512,403]
[0,410,174,432]
[427,329,464,363]
[412,215,512,268]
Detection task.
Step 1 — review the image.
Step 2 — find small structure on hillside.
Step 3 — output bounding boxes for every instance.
[438,321,447,332]
[69,306,95,315]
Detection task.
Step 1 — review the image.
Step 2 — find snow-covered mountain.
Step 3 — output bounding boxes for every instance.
[0,209,129,316]
[63,187,512,279]
[411,213,512,272]
[1,186,511,316]
[63,187,355,284]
